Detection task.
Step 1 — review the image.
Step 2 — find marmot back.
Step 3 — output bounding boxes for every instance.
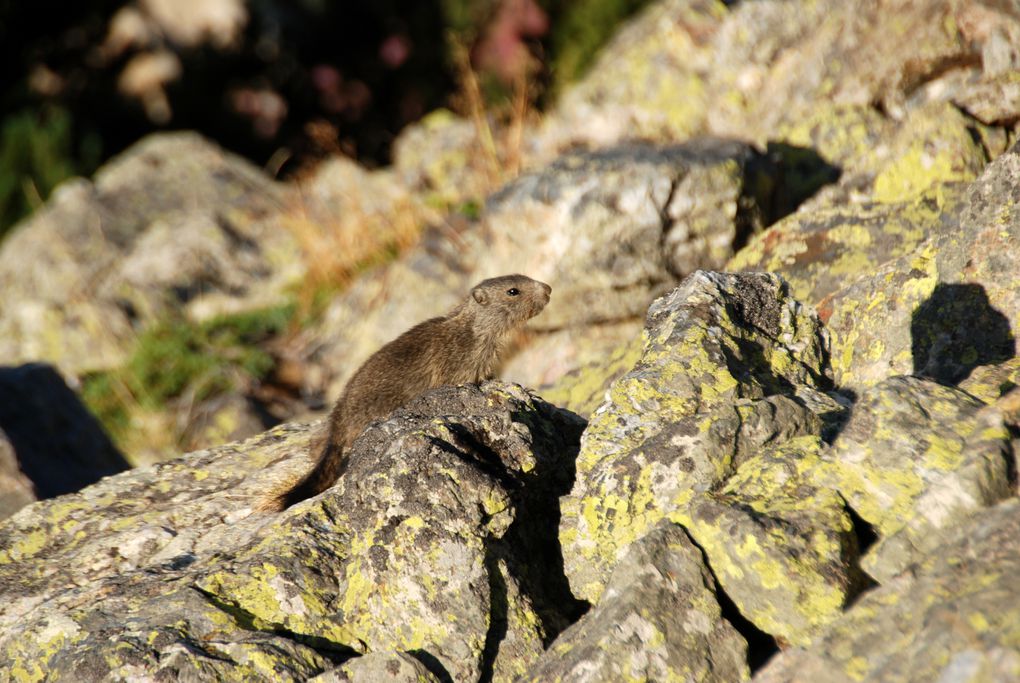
[266,274,551,510]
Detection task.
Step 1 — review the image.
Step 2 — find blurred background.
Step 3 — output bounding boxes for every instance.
[0,0,650,238]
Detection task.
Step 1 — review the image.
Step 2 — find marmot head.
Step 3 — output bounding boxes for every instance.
[470,274,552,328]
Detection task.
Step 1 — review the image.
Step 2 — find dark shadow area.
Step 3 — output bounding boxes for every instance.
[721,337,798,398]
[0,363,130,500]
[911,282,1015,386]
[501,401,592,641]
[479,541,510,683]
[407,650,455,683]
[841,502,880,609]
[418,396,591,678]
[808,387,856,445]
[763,141,842,223]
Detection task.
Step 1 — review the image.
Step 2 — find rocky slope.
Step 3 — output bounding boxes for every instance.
[2,0,1020,680]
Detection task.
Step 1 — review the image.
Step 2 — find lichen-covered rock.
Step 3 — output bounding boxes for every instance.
[823,143,1020,392]
[753,498,1020,683]
[934,143,1020,339]
[558,273,836,615]
[522,522,749,683]
[0,132,301,377]
[729,186,966,306]
[672,436,862,645]
[821,377,1015,582]
[0,382,584,682]
[536,331,645,418]
[391,109,489,211]
[0,363,129,520]
[311,651,442,682]
[538,0,1020,168]
[729,98,989,307]
[959,357,1020,404]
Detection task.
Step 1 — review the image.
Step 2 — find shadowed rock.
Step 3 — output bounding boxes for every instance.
[0,382,585,682]
[911,283,1015,386]
[0,363,129,518]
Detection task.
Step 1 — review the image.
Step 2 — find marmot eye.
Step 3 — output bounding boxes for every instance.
[507,288,520,296]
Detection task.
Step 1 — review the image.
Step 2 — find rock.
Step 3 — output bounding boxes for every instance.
[311,140,777,400]
[535,331,645,418]
[391,109,491,211]
[729,185,967,306]
[312,651,443,682]
[521,522,749,683]
[560,271,857,646]
[0,132,301,377]
[672,435,863,646]
[0,364,129,520]
[480,140,777,330]
[0,429,34,520]
[728,99,989,306]
[753,498,1020,683]
[821,377,1015,582]
[539,0,1020,168]
[0,382,585,682]
[823,144,1020,392]
[959,357,1020,403]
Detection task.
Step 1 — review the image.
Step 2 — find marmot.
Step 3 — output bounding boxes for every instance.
[267,274,551,510]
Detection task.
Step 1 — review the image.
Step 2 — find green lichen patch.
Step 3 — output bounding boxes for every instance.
[561,272,833,603]
[871,102,987,204]
[822,240,941,390]
[754,499,1020,683]
[776,104,894,175]
[821,376,1014,580]
[672,436,860,645]
[729,185,967,306]
[959,357,1020,404]
[539,329,646,419]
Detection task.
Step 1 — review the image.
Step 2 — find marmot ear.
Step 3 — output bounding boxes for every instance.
[472,288,489,305]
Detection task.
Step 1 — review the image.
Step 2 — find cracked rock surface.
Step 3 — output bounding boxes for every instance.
[0,383,584,682]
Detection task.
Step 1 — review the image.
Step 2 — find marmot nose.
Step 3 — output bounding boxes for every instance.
[541,282,552,296]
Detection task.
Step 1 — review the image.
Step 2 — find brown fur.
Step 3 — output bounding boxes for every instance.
[266,274,551,510]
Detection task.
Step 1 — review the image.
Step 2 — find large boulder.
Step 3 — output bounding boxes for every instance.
[539,0,1020,175]
[0,382,585,682]
[754,498,1020,683]
[559,271,858,646]
[521,522,749,683]
[820,377,1015,581]
[0,133,301,378]
[823,143,1020,392]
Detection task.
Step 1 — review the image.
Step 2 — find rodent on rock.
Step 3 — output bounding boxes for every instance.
[267,274,552,510]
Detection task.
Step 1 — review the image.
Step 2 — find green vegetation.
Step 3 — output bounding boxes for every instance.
[0,106,101,239]
[548,0,653,94]
[81,304,293,449]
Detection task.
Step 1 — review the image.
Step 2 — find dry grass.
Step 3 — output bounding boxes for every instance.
[281,43,541,322]
[449,34,542,194]
[281,186,429,324]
